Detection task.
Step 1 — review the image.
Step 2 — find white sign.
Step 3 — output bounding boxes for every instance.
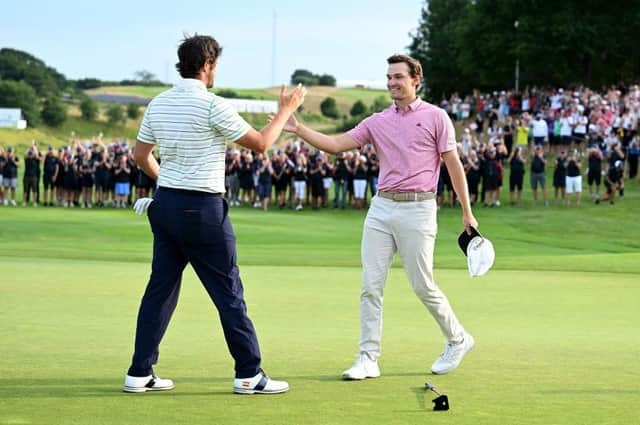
[224,99,278,114]
[0,108,27,129]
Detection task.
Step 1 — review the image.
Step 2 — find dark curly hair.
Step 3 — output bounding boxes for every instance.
[175,34,222,79]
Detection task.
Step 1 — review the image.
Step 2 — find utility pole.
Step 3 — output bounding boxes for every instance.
[271,10,277,87]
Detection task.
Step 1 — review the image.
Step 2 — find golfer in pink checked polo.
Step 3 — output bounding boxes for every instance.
[278,54,478,379]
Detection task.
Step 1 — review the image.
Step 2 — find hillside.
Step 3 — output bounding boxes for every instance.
[85,85,391,117]
[0,85,390,151]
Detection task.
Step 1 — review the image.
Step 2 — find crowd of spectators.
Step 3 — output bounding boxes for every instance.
[439,84,639,206]
[223,141,379,211]
[0,140,154,208]
[1,84,637,210]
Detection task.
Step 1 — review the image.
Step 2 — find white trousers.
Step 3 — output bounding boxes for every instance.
[294,181,306,200]
[354,179,367,198]
[565,175,582,193]
[359,196,465,359]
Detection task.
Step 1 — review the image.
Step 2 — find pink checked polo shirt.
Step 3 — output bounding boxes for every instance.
[347,98,456,193]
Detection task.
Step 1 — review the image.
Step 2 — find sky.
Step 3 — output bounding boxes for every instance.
[1,0,424,89]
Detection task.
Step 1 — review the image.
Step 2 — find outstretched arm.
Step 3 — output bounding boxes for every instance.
[271,114,359,154]
[235,84,306,153]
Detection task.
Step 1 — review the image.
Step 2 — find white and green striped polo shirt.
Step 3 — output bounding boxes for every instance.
[137,78,250,193]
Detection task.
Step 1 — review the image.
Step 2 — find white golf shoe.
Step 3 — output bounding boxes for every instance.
[341,353,381,380]
[123,373,175,393]
[431,332,475,375]
[233,370,289,395]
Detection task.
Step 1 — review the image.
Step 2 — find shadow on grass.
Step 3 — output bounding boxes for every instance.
[0,376,237,399]
[0,373,444,400]
[412,386,427,410]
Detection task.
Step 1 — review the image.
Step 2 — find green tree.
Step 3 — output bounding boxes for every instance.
[409,0,640,96]
[291,69,319,86]
[350,100,367,117]
[80,97,99,121]
[133,70,157,84]
[370,96,391,113]
[320,97,340,119]
[106,104,125,126]
[0,48,65,96]
[75,78,102,90]
[0,79,41,126]
[337,115,365,132]
[40,97,67,127]
[215,89,239,98]
[409,0,470,98]
[126,103,140,120]
[317,74,336,86]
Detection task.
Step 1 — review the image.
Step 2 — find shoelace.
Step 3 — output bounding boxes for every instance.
[439,342,462,361]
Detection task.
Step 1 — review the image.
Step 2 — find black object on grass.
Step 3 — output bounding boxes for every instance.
[424,382,449,411]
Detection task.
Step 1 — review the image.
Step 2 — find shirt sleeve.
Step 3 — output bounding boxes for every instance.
[209,97,251,142]
[436,109,457,154]
[347,116,374,148]
[137,104,156,145]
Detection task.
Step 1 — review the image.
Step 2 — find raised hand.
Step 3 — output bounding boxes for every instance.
[268,112,299,133]
[279,83,306,113]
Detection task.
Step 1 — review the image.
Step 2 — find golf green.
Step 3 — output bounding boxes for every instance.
[0,197,638,424]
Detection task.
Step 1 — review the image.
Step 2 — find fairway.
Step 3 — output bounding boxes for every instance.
[1,197,639,425]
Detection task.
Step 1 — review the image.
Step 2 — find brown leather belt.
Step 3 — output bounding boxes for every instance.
[377,191,436,202]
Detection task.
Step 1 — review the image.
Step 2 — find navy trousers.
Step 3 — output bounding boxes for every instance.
[128,187,262,379]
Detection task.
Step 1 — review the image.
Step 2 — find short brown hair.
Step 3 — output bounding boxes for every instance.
[387,54,423,88]
[176,34,222,79]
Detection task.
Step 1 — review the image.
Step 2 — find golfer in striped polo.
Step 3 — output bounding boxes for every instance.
[123,34,305,394]
[278,54,478,379]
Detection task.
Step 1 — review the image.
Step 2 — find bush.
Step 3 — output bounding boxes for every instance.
[106,104,125,126]
[291,69,316,86]
[293,75,319,86]
[317,74,336,87]
[350,100,367,117]
[216,89,239,98]
[0,48,64,97]
[291,69,335,87]
[40,97,67,127]
[80,97,99,121]
[320,97,340,119]
[0,79,40,126]
[75,78,102,90]
[371,95,391,113]
[337,115,365,132]
[126,103,140,120]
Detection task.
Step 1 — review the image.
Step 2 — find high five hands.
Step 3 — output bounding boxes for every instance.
[271,84,305,133]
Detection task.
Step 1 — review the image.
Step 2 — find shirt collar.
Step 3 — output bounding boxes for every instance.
[176,78,208,92]
[394,97,422,113]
